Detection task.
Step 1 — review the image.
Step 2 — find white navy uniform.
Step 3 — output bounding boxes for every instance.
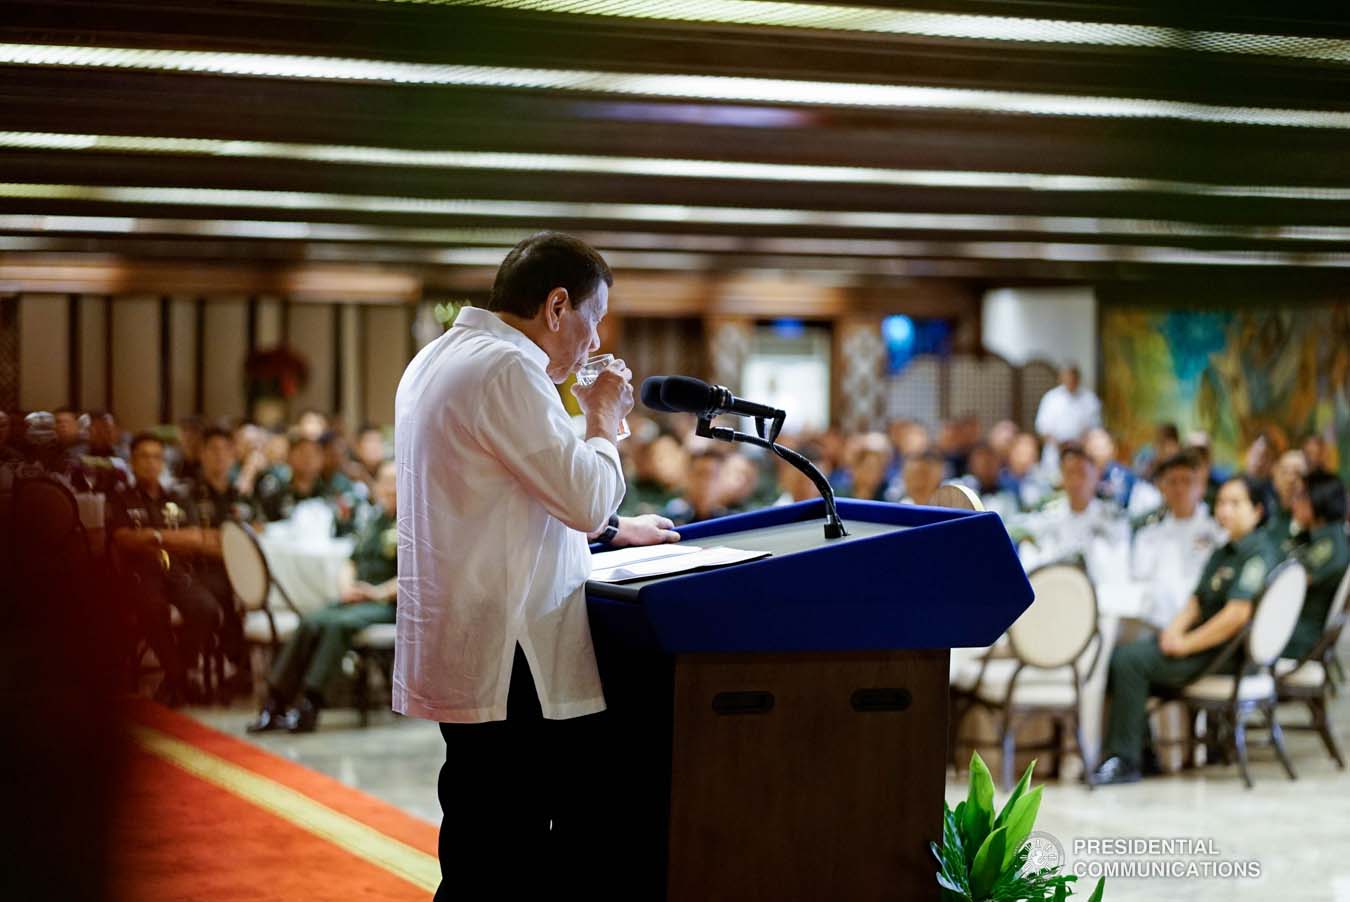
[1130,504,1226,629]
[1016,497,1130,584]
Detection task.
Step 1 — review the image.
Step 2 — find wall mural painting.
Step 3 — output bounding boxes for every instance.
[1101,305,1350,481]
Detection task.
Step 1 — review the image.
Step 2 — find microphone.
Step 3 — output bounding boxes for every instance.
[643,375,784,420]
[640,377,678,413]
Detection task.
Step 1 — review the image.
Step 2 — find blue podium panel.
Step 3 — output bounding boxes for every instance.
[587,498,1033,655]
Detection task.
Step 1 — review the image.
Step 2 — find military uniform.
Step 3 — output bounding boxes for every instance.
[1282,524,1350,659]
[618,479,676,517]
[1102,529,1280,768]
[265,506,398,703]
[1130,504,1226,629]
[1013,496,1131,584]
[110,482,223,694]
[255,469,359,535]
[188,478,260,665]
[1265,503,1296,550]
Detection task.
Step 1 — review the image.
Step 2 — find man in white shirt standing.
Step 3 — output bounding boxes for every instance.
[1130,451,1226,631]
[1034,364,1102,472]
[394,232,679,900]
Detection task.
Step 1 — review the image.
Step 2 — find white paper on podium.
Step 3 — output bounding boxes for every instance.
[590,544,770,584]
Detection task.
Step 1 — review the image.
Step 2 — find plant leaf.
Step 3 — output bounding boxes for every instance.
[995,759,1038,828]
[970,825,1008,900]
[963,753,996,863]
[999,786,1043,871]
[1086,877,1106,902]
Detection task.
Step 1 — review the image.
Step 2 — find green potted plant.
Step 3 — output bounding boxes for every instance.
[934,753,1105,902]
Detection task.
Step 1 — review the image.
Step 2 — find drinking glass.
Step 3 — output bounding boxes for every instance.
[576,353,631,441]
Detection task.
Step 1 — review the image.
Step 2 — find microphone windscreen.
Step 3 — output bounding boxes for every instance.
[640,377,678,412]
[659,375,716,414]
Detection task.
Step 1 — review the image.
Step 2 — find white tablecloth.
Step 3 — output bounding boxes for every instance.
[259,526,355,613]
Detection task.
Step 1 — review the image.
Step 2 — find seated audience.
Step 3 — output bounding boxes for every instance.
[248,462,399,733]
[255,435,350,530]
[1132,421,1181,478]
[77,410,132,494]
[619,432,686,517]
[898,449,945,506]
[353,424,388,488]
[1086,427,1160,516]
[187,427,257,671]
[1266,449,1307,545]
[665,448,730,525]
[53,407,83,453]
[958,442,1019,520]
[110,433,224,707]
[1013,443,1130,584]
[1002,432,1051,510]
[320,430,366,530]
[295,408,329,442]
[230,421,269,495]
[1186,435,1226,511]
[843,433,893,502]
[1093,475,1280,785]
[1130,452,1225,630]
[1301,434,1332,477]
[1243,432,1278,509]
[1281,471,1349,659]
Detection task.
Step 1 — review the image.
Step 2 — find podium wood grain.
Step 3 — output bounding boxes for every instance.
[666,649,949,902]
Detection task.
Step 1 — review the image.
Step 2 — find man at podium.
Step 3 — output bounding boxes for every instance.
[393,231,679,900]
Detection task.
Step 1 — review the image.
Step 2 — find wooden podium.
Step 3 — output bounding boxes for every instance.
[586,499,1033,901]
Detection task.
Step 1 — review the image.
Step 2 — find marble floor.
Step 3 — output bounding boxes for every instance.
[188,657,1350,902]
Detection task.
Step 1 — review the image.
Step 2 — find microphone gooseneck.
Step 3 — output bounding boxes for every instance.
[640,373,846,540]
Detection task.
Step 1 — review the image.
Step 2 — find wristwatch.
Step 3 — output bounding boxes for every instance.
[597,513,620,545]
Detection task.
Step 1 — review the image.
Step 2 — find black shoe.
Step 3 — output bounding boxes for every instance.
[246,699,289,734]
[153,680,187,709]
[286,696,320,734]
[1141,744,1164,777]
[1090,756,1142,786]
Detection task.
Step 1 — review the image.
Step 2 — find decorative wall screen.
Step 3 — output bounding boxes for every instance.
[948,355,1015,433]
[887,353,1056,432]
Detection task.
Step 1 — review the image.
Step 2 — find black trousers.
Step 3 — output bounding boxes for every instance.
[130,566,221,689]
[435,646,656,901]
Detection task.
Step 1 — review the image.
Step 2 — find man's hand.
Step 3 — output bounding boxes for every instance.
[340,583,370,604]
[1158,629,1190,658]
[609,514,680,548]
[572,359,634,444]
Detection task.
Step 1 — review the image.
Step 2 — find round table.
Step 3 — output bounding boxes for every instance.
[258,525,355,613]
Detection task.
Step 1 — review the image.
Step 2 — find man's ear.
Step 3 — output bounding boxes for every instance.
[544,287,570,332]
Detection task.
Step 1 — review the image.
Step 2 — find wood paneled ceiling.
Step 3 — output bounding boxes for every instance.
[2,0,1350,292]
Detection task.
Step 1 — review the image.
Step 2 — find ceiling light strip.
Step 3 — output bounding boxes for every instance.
[5,234,1350,270]
[4,131,1350,200]
[391,0,1350,64]
[2,44,1349,129]
[3,183,1350,243]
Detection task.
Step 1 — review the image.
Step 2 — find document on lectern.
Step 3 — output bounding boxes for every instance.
[590,543,770,583]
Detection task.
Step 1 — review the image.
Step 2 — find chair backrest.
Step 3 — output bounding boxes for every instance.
[1326,565,1350,628]
[1247,559,1308,666]
[221,519,271,611]
[11,476,82,556]
[1009,563,1098,670]
[930,482,984,512]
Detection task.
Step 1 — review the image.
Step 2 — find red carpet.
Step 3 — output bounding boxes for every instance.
[110,701,440,901]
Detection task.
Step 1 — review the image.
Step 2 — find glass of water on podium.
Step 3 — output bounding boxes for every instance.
[576,353,631,441]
